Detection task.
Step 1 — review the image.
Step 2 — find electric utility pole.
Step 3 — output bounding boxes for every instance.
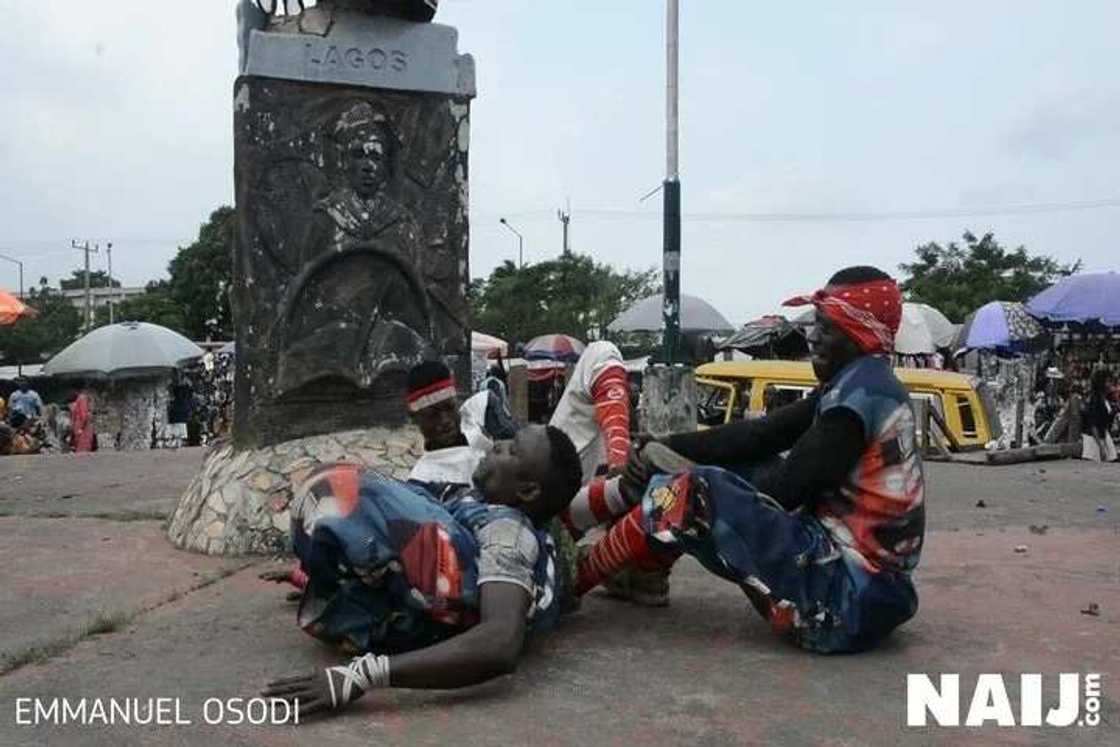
[72,239,99,331]
[557,201,571,256]
[662,0,682,363]
[106,242,115,324]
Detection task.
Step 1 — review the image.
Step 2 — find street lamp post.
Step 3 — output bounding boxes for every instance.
[499,218,525,269]
[0,251,26,376]
[0,252,23,300]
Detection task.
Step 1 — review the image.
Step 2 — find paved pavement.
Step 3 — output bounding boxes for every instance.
[0,448,1116,745]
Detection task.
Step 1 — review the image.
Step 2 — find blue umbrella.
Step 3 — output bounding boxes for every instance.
[1027,272,1120,327]
[951,301,1047,355]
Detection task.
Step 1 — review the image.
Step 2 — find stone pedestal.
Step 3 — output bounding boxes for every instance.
[169,1,475,554]
[167,428,422,554]
[641,364,697,437]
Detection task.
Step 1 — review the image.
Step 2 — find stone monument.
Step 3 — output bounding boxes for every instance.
[168,0,474,554]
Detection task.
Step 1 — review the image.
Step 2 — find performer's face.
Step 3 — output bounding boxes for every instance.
[473,425,551,510]
[807,311,860,384]
[412,399,462,451]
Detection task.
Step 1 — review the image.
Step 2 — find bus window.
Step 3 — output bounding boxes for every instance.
[769,385,810,411]
[956,395,978,437]
[697,380,735,426]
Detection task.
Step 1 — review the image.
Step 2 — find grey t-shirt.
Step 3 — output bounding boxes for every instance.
[475,515,540,595]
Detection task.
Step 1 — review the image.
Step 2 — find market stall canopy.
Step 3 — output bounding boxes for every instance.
[950,301,1047,356]
[608,293,734,334]
[0,290,37,325]
[524,333,585,364]
[1026,271,1120,327]
[716,315,808,359]
[471,331,508,357]
[44,322,206,380]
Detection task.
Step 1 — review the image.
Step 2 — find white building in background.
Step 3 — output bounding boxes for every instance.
[59,286,147,310]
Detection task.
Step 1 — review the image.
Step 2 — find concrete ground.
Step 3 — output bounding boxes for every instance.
[0,449,1116,745]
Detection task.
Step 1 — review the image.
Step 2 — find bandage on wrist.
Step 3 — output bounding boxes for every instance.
[325,653,391,709]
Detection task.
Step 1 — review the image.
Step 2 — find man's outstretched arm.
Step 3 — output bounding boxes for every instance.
[661,394,819,466]
[388,581,529,688]
[262,582,530,718]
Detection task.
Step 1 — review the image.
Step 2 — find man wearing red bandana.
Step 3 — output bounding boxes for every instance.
[579,266,925,653]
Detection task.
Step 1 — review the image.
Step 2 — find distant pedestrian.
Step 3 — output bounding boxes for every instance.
[70,390,95,453]
[8,378,43,421]
[1083,369,1117,462]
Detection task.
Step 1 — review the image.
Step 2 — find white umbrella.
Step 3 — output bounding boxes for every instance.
[44,322,205,380]
[908,302,955,348]
[894,303,936,355]
[609,293,734,333]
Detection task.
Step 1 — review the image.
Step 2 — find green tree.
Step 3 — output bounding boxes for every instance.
[166,206,235,340]
[0,288,82,364]
[59,269,120,290]
[94,281,189,334]
[471,253,660,346]
[899,231,1080,323]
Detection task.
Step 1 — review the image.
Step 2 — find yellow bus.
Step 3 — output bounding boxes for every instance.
[695,359,996,449]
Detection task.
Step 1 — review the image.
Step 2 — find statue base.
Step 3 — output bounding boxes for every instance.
[641,365,698,437]
[167,428,422,555]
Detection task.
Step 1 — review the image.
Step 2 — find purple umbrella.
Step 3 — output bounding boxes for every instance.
[1027,272,1120,326]
[951,301,1047,355]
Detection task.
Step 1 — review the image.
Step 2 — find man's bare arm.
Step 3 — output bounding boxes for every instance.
[262,581,530,718]
[389,581,529,688]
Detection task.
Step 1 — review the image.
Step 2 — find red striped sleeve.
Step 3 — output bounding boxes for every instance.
[591,365,631,468]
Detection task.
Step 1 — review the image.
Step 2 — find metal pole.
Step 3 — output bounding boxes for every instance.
[557,205,571,255]
[499,218,525,268]
[662,0,682,364]
[85,243,92,330]
[72,240,99,331]
[106,242,114,324]
[0,252,24,376]
[0,253,22,298]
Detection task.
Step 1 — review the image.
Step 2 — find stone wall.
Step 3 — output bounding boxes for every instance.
[90,376,173,451]
[167,426,422,555]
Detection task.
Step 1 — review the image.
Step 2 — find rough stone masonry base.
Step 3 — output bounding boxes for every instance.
[167,428,421,555]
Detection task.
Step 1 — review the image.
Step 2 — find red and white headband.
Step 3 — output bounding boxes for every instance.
[407,378,456,413]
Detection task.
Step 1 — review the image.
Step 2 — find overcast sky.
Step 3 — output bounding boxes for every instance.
[2,1,1117,324]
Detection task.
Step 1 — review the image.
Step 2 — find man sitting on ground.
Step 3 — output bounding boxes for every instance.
[262,424,584,718]
[577,266,925,653]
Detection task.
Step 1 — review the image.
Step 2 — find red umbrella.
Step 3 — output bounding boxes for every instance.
[0,290,36,326]
[524,334,585,364]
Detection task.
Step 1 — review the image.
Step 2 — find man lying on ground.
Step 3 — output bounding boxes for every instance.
[259,361,485,593]
[262,424,584,718]
[577,266,925,653]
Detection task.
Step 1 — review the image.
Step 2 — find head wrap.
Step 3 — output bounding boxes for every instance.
[784,278,902,354]
[406,361,456,413]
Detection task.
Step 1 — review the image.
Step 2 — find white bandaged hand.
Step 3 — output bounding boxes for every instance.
[324,653,391,709]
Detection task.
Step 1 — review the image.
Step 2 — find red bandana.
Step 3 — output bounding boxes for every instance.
[784,279,902,354]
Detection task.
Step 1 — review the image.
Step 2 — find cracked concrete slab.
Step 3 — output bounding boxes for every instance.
[0,448,206,519]
[0,517,247,670]
[0,528,1115,746]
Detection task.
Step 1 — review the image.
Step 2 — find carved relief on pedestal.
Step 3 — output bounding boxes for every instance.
[234,81,470,445]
